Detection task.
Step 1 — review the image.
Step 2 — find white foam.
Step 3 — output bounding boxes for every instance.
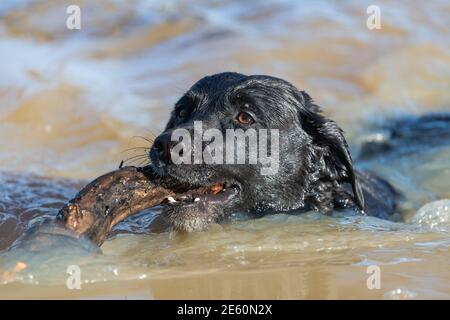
[412,199,450,231]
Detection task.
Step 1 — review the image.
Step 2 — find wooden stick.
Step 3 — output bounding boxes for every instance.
[55,166,174,246]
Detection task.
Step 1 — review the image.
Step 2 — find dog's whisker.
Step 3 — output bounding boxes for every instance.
[136,159,151,167]
[130,135,155,146]
[140,129,158,139]
[123,155,150,165]
[120,147,151,154]
[124,158,149,165]
[123,159,148,166]
[123,153,148,160]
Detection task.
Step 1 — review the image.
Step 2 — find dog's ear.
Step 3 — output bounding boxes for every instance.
[296,91,365,211]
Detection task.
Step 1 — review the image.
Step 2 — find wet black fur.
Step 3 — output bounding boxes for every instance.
[150,72,397,229]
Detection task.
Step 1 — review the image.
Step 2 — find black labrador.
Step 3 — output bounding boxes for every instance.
[149,72,400,232]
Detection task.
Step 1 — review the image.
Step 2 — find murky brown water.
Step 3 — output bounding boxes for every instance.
[0,0,449,299]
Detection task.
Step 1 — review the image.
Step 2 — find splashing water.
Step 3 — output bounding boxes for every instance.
[0,0,449,299]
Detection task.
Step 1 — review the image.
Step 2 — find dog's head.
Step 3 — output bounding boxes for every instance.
[150,72,364,231]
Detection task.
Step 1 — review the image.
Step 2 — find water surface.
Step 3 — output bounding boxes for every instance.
[0,0,449,299]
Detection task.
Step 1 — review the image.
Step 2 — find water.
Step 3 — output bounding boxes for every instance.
[0,0,449,299]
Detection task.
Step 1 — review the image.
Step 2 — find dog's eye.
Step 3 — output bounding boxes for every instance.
[237,111,255,125]
[178,109,189,118]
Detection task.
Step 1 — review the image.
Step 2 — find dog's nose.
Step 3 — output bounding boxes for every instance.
[153,132,181,165]
[153,133,172,164]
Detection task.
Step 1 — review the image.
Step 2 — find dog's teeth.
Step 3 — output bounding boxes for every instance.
[168,196,177,203]
[194,197,200,202]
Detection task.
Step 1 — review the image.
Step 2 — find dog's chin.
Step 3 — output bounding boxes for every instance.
[153,163,242,231]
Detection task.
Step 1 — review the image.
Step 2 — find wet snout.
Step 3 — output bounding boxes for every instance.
[151,121,217,166]
[152,131,181,165]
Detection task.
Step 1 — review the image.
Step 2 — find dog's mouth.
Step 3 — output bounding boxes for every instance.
[161,182,240,209]
[149,162,244,231]
[156,178,242,232]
